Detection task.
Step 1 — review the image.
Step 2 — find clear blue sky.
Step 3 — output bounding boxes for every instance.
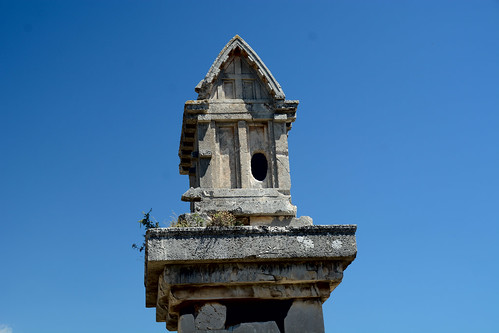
[1,1,498,332]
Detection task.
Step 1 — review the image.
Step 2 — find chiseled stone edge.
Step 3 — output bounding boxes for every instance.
[145,225,357,308]
[147,225,356,239]
[146,225,357,264]
[195,35,285,100]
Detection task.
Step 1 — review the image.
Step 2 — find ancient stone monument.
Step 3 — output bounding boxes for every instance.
[145,35,357,332]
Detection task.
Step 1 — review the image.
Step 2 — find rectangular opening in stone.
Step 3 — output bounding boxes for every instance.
[225,299,292,332]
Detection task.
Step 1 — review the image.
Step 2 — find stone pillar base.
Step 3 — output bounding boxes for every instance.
[178,299,323,333]
[145,225,356,332]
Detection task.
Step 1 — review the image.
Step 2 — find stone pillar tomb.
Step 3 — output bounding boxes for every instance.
[145,35,357,333]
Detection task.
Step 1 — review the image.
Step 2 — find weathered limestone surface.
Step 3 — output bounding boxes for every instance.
[178,314,195,333]
[146,225,356,268]
[161,261,343,286]
[284,300,325,333]
[233,322,280,333]
[181,188,297,217]
[145,35,358,332]
[179,317,280,333]
[195,303,227,330]
[175,300,320,333]
[145,225,357,331]
[177,212,313,228]
[178,36,300,225]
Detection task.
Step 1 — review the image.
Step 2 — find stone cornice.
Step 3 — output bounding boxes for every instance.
[147,225,357,239]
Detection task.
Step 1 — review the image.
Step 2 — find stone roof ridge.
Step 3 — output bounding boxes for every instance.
[195,35,286,100]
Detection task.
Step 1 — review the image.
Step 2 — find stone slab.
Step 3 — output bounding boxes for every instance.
[145,225,356,308]
[161,261,343,286]
[147,225,356,263]
[231,321,280,333]
[167,283,331,306]
[189,321,280,333]
[178,313,195,333]
[195,303,227,330]
[284,299,325,333]
[156,264,342,325]
[190,198,296,217]
[181,187,297,217]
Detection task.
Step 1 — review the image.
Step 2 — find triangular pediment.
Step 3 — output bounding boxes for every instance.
[207,52,270,101]
[195,35,285,100]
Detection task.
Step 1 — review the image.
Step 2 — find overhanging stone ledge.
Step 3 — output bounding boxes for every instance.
[181,188,298,216]
[160,281,336,329]
[147,224,356,240]
[145,225,357,308]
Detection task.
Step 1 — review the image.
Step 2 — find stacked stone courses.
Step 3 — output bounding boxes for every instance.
[145,35,357,332]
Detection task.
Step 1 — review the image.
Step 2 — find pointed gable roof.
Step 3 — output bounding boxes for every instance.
[195,35,286,100]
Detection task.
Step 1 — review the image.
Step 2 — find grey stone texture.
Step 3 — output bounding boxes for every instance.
[284,300,325,333]
[231,322,280,333]
[145,225,356,331]
[145,35,357,332]
[178,35,301,225]
[177,212,313,228]
[177,307,280,333]
[177,212,212,227]
[181,188,297,218]
[178,314,195,332]
[146,225,356,267]
[183,322,280,333]
[195,303,227,330]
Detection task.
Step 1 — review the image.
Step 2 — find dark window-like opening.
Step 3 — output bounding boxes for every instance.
[225,300,292,332]
[251,153,267,181]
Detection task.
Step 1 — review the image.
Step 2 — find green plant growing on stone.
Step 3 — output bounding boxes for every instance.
[168,211,243,228]
[208,211,243,227]
[168,212,201,227]
[169,215,189,227]
[132,208,159,252]
[170,212,206,227]
[187,213,205,227]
